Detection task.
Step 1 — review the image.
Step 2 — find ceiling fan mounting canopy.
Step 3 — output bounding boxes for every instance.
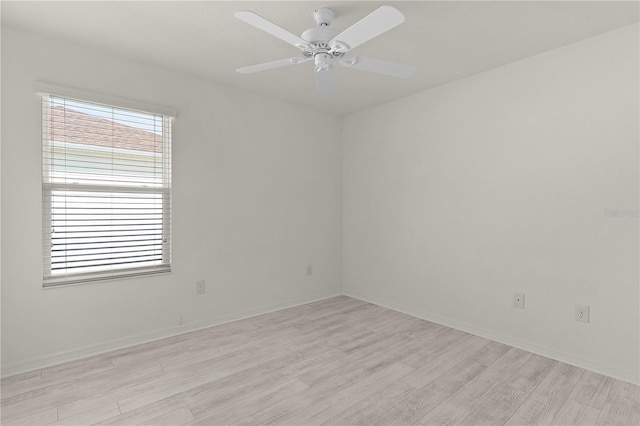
[313,7,335,26]
[234,5,416,94]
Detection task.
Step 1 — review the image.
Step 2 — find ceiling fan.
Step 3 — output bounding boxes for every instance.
[234,5,416,94]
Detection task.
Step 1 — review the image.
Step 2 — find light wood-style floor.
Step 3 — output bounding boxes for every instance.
[2,295,639,426]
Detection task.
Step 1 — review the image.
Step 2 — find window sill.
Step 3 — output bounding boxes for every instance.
[43,265,171,288]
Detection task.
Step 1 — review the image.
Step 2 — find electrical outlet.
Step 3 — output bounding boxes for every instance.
[306,264,313,276]
[196,280,206,295]
[512,293,525,309]
[575,304,590,323]
[177,313,184,326]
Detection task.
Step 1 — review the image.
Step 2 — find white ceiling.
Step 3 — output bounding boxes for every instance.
[2,1,638,116]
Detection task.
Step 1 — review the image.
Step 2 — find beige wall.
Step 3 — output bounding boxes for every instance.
[343,24,639,383]
[1,27,343,376]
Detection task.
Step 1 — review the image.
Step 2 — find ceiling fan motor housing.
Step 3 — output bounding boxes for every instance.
[301,9,342,63]
[300,7,340,59]
[301,26,339,44]
[301,25,341,64]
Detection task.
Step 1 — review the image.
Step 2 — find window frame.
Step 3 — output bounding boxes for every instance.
[39,86,176,287]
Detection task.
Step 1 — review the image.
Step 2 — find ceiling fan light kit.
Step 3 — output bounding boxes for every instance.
[235,5,416,94]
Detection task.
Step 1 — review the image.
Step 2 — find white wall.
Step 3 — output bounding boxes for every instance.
[1,27,343,376]
[2,22,638,385]
[343,24,639,384]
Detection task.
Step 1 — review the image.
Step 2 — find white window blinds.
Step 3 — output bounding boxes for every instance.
[42,95,172,286]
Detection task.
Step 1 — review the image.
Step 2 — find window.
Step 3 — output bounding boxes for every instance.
[41,94,173,286]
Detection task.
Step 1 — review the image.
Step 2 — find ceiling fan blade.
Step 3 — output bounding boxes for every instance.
[329,5,405,52]
[315,69,336,94]
[236,58,310,74]
[340,56,415,78]
[235,11,306,48]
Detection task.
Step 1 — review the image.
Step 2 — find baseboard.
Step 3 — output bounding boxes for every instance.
[1,290,342,378]
[5,289,637,385]
[344,290,639,386]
